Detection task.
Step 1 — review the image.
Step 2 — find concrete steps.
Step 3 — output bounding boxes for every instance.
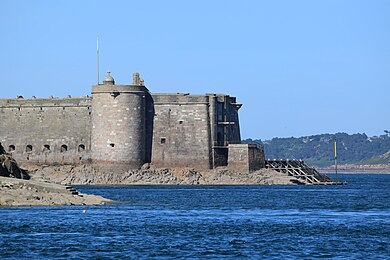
[65,186,80,196]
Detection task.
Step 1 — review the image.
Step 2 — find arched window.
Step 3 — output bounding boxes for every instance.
[8,145,15,152]
[43,144,50,151]
[78,144,85,152]
[60,145,68,152]
[26,145,33,153]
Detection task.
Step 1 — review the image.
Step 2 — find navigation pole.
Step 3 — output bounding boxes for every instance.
[334,138,338,182]
[97,35,100,85]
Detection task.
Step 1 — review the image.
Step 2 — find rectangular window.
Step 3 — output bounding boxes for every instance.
[160,138,166,144]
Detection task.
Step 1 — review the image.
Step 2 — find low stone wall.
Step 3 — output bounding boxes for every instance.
[227,144,265,172]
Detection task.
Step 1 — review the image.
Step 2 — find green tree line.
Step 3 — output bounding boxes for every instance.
[243,132,390,167]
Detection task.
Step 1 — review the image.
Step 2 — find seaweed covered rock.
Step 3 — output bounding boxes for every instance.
[0,143,29,179]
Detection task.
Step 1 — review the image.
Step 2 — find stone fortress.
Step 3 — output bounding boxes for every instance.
[0,72,264,172]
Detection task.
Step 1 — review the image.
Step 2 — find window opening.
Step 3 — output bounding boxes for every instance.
[78,144,85,152]
[8,145,15,152]
[60,145,68,152]
[26,145,33,153]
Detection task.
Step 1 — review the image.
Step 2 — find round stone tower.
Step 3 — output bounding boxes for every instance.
[91,71,149,168]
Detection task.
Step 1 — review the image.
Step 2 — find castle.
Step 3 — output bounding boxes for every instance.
[0,72,264,172]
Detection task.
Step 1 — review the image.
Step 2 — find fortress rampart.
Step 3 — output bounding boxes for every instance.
[0,97,91,165]
[0,72,264,172]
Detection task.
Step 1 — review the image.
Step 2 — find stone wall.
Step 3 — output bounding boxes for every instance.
[208,94,241,168]
[227,144,265,172]
[151,94,212,169]
[0,87,243,171]
[0,97,91,165]
[91,84,149,167]
[248,144,265,171]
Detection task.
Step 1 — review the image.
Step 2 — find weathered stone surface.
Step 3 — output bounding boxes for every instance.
[0,80,249,171]
[0,176,113,206]
[228,144,265,172]
[0,145,112,207]
[0,143,29,179]
[0,97,91,165]
[26,164,296,186]
[91,83,150,167]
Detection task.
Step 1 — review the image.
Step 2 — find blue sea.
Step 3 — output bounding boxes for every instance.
[1,174,389,259]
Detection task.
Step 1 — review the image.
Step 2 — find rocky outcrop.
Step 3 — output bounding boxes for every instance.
[0,143,113,206]
[0,176,113,206]
[26,164,296,185]
[0,143,29,179]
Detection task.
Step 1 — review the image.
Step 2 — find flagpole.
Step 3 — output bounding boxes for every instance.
[334,138,338,182]
[97,35,100,85]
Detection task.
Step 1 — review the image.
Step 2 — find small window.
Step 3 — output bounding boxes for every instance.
[26,145,33,153]
[179,120,183,124]
[160,138,166,144]
[43,144,50,151]
[78,144,85,152]
[109,143,115,147]
[60,145,68,152]
[8,145,15,152]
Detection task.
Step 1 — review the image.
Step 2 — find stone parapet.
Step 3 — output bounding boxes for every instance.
[92,84,149,94]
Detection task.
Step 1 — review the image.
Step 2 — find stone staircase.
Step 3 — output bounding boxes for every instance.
[65,186,82,196]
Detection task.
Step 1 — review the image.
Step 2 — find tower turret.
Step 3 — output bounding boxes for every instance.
[103,71,115,85]
[91,71,150,168]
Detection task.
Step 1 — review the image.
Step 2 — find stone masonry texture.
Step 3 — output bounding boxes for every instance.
[0,97,91,165]
[0,73,264,171]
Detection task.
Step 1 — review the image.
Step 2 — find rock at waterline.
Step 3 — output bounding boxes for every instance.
[0,143,113,206]
[0,176,113,206]
[0,142,29,179]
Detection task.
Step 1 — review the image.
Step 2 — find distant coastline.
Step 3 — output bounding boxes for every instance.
[317,164,390,174]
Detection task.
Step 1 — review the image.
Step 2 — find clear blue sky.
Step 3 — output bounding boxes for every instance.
[1,0,389,140]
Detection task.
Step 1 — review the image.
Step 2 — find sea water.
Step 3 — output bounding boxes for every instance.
[1,174,389,259]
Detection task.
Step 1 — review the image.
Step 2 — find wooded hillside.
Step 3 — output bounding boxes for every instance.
[243,132,390,167]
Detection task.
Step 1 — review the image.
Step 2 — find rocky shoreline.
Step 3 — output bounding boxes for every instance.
[1,163,297,207]
[0,141,298,207]
[0,143,113,207]
[24,164,296,186]
[0,176,113,207]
